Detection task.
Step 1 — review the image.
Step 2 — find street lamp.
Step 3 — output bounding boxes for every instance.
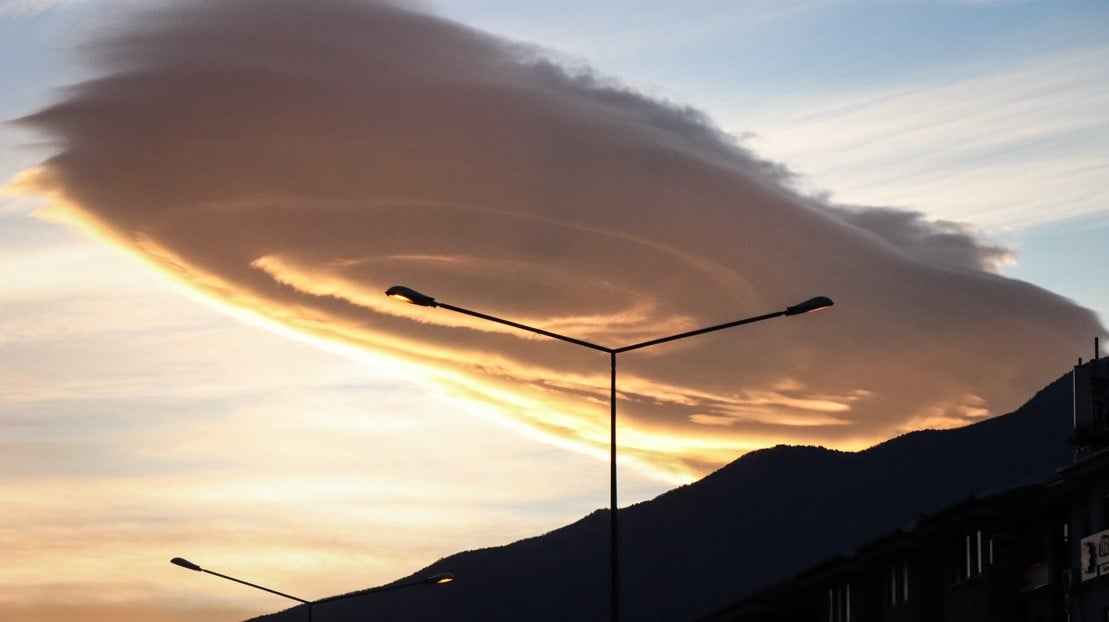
[170,557,454,621]
[385,285,832,622]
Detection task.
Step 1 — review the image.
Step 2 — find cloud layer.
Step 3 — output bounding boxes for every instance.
[13,0,1103,478]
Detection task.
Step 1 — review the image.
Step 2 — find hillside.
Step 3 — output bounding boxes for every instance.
[252,370,1076,621]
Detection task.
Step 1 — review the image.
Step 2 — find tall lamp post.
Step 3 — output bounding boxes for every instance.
[170,557,454,621]
[385,285,832,622]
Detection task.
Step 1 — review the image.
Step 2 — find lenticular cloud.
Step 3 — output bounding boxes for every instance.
[13,0,1102,478]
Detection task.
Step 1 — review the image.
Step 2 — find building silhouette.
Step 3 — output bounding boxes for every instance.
[702,342,1109,622]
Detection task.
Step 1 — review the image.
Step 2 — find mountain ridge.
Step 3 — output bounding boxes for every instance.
[253,369,1076,621]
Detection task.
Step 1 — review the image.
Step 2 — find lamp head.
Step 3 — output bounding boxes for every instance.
[170,557,203,572]
[385,285,437,307]
[785,296,834,316]
[425,572,455,585]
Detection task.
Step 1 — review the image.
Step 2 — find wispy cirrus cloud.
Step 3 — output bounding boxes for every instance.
[733,45,1109,229]
[0,0,82,17]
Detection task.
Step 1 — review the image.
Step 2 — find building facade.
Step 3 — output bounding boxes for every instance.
[702,348,1109,622]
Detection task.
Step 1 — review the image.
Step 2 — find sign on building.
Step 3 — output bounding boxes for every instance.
[1081,529,1109,582]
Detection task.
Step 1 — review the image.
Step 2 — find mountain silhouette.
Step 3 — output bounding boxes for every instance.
[251,370,1076,621]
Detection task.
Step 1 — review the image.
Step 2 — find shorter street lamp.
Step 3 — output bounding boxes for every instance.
[170,557,454,621]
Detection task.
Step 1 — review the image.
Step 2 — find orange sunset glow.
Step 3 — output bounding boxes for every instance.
[3,0,1107,620]
[11,0,1098,477]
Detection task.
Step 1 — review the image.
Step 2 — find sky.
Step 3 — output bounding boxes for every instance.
[1,0,1107,620]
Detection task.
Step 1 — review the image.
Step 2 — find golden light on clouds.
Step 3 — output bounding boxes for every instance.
[4,3,1109,622]
[8,0,1104,485]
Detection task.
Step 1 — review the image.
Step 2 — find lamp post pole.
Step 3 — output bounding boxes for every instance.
[170,557,454,621]
[171,557,313,621]
[386,285,832,622]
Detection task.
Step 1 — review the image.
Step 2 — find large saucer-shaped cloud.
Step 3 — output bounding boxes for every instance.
[13,0,1102,479]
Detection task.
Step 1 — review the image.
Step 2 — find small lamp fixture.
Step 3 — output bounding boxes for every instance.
[785,296,834,316]
[386,285,438,307]
[425,572,455,585]
[170,557,203,572]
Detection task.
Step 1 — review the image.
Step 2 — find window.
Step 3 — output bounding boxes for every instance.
[828,583,851,622]
[889,559,910,605]
[956,529,985,581]
[967,530,983,578]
